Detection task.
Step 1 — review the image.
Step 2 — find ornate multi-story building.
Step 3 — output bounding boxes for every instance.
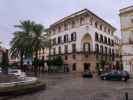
[120,6,133,73]
[48,9,117,73]
[37,48,49,60]
[114,36,122,68]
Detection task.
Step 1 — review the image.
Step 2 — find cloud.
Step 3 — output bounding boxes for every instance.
[0,0,133,48]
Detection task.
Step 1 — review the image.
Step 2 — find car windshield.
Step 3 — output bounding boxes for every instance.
[121,71,128,76]
[8,69,18,73]
[9,71,18,73]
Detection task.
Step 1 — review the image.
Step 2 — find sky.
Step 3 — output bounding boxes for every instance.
[0,0,133,48]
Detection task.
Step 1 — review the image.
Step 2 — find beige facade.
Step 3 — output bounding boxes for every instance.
[48,9,116,73]
[120,6,133,73]
[37,48,49,60]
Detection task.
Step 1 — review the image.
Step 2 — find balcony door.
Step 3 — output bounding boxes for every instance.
[84,63,90,71]
[83,43,90,53]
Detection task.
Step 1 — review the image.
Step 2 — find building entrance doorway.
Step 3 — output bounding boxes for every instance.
[84,63,90,71]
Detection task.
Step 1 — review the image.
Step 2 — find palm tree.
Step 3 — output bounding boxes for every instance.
[10,20,50,75]
[10,20,34,70]
[32,24,49,75]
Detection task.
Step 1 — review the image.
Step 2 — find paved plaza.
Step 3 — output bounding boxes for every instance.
[10,73,133,100]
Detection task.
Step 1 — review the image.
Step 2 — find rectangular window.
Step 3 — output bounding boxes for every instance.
[100,25,102,31]
[64,23,68,31]
[72,54,76,59]
[83,43,90,52]
[58,46,61,54]
[53,48,56,55]
[72,21,75,28]
[53,38,56,45]
[104,27,106,32]
[71,32,76,41]
[58,36,62,44]
[90,17,93,25]
[80,17,85,25]
[65,55,68,60]
[72,63,76,71]
[64,34,68,43]
[72,44,76,53]
[64,45,68,54]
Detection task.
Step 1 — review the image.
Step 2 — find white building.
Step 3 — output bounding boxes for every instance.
[48,9,117,73]
[120,6,133,73]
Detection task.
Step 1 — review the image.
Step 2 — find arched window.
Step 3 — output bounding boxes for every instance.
[104,36,107,44]
[109,48,111,55]
[100,45,103,54]
[105,46,107,55]
[95,32,98,41]
[95,44,99,53]
[100,34,103,42]
[108,38,111,45]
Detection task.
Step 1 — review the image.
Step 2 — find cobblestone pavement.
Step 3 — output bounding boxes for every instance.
[10,73,133,100]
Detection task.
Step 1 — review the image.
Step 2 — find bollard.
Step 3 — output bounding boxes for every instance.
[125,92,128,100]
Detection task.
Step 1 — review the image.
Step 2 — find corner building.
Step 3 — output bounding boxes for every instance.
[120,6,133,73]
[48,9,116,73]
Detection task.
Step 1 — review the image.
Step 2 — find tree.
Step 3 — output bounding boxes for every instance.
[47,56,64,72]
[10,20,35,70]
[100,60,106,72]
[1,49,9,74]
[10,20,49,75]
[32,24,49,75]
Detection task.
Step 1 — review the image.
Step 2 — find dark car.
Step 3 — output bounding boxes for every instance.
[82,70,93,78]
[100,70,129,81]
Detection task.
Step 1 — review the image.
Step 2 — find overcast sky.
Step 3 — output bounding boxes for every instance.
[0,0,133,48]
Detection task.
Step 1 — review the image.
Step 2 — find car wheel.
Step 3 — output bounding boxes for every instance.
[103,77,106,80]
[121,77,125,81]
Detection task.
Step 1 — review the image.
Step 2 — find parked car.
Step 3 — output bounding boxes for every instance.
[8,69,26,78]
[100,70,129,81]
[82,70,93,78]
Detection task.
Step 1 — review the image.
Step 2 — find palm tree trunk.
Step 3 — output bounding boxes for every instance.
[20,51,24,71]
[34,51,38,76]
